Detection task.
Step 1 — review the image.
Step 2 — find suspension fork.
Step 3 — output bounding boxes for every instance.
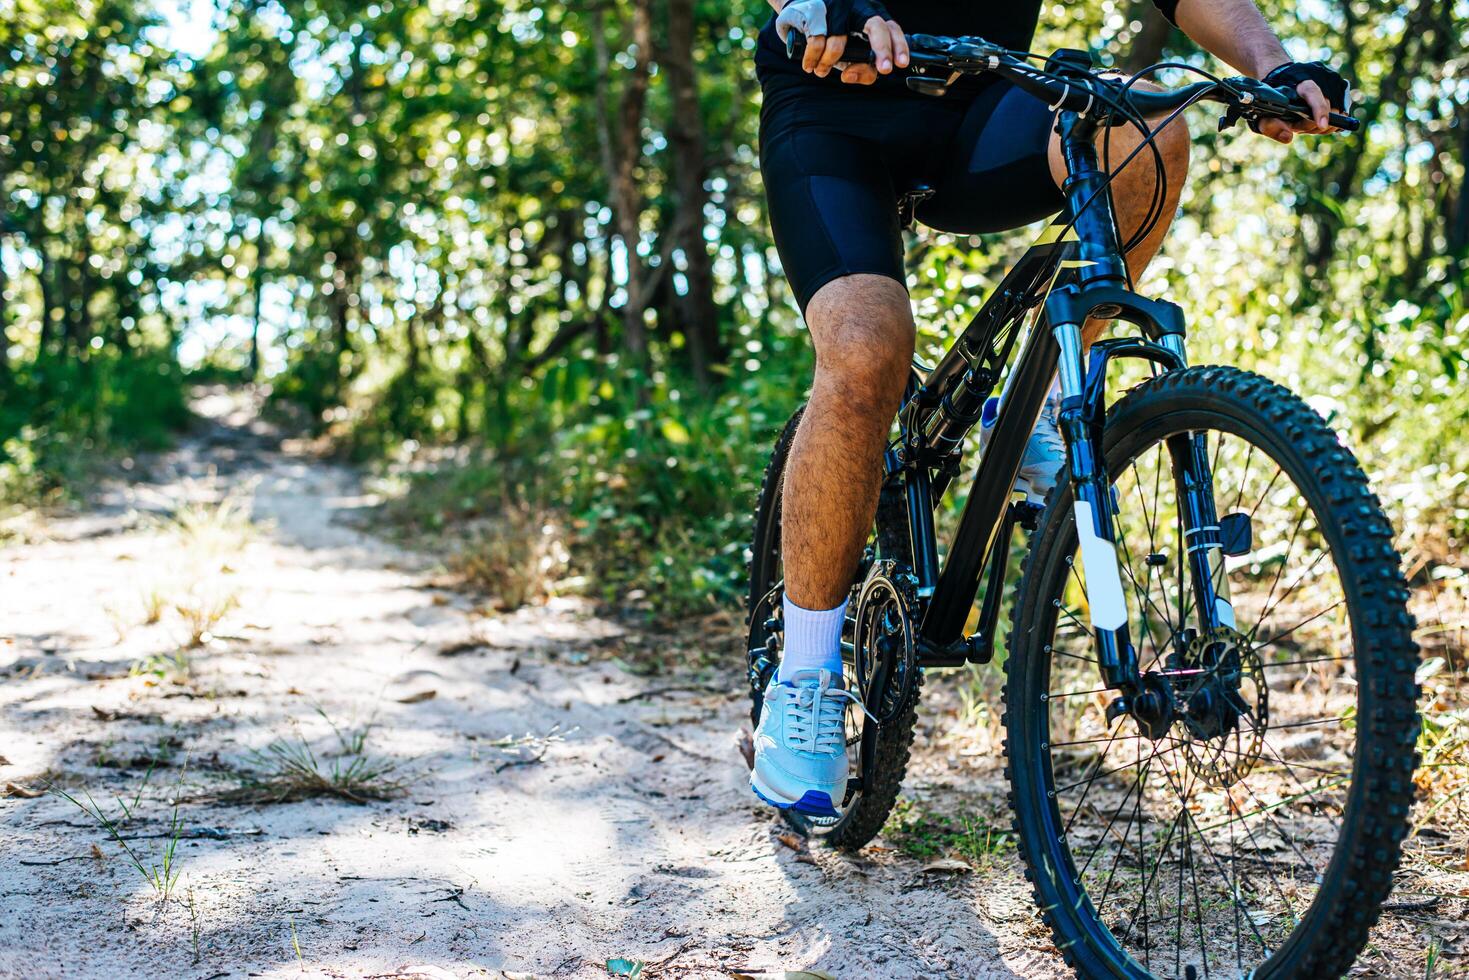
[1128,332,1233,639]
[1165,420,1233,637]
[1052,318,1140,691]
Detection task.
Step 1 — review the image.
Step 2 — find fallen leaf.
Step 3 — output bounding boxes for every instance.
[920,857,973,874]
[91,706,119,721]
[90,844,105,862]
[731,972,838,980]
[776,832,806,852]
[0,755,10,766]
[605,957,645,977]
[397,690,437,704]
[794,853,819,866]
[4,782,43,799]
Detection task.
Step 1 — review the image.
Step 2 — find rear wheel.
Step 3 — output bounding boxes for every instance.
[1005,366,1419,978]
[745,405,921,848]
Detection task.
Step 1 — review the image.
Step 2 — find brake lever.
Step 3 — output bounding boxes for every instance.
[1218,77,1360,133]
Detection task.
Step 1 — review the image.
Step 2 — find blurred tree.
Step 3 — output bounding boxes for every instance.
[0,0,1464,603]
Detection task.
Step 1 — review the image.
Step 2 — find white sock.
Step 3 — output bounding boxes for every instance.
[778,594,847,683]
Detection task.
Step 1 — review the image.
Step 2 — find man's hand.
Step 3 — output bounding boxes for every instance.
[776,0,907,84]
[831,18,909,84]
[1253,61,1351,144]
[1255,78,1332,144]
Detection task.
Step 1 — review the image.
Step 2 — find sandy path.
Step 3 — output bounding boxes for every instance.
[0,390,1062,980]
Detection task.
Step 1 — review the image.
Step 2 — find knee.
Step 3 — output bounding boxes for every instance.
[807,277,914,418]
[817,319,914,417]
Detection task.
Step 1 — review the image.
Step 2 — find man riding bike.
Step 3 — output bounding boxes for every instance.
[747,0,1350,815]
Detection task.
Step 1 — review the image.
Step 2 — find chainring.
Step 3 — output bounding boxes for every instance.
[852,560,920,727]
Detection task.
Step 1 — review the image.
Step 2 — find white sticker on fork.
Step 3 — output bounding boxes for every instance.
[1073,502,1128,632]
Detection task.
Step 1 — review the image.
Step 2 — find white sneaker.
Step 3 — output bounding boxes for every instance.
[749,668,860,816]
[979,391,1067,504]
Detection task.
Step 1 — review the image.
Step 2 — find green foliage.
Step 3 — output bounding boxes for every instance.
[387,338,810,615]
[0,349,190,503]
[883,796,1015,866]
[2,0,1466,609]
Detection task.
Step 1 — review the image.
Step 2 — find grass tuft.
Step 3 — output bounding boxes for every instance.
[173,587,240,647]
[882,796,1014,870]
[161,495,256,558]
[49,760,188,900]
[448,502,570,610]
[222,707,414,805]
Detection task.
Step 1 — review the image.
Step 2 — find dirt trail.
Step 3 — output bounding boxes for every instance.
[0,391,1062,980]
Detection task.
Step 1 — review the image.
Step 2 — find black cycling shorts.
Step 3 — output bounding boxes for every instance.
[760,78,1064,313]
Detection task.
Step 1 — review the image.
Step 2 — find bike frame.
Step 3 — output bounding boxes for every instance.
[894,61,1231,701]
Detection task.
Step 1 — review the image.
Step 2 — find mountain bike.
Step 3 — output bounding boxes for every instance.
[744,33,1420,980]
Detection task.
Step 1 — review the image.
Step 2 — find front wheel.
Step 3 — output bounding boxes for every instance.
[1005,366,1419,979]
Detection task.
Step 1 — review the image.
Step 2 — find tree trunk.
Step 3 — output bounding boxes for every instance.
[1451,119,1469,258]
[596,0,654,363]
[662,0,724,388]
[250,219,267,380]
[330,249,356,393]
[0,236,9,385]
[1298,0,1423,277]
[37,248,56,356]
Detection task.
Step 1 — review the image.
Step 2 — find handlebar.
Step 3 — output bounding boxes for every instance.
[785,32,1360,133]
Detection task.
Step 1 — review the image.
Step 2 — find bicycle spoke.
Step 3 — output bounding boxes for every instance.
[1165,751,1276,960]
[1194,774,1350,837]
[1091,758,1152,917]
[1246,463,1285,527]
[1062,720,1133,839]
[1247,545,1334,644]
[1254,599,1345,653]
[1055,738,1180,795]
[1231,441,1255,516]
[1029,391,1410,980]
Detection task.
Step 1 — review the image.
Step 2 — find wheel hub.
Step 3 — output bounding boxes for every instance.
[1169,626,1268,786]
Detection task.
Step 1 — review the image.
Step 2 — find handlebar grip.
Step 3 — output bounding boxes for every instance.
[1327,111,1360,132]
[784,29,877,63]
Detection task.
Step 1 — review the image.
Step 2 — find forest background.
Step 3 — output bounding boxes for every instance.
[3,0,1466,625]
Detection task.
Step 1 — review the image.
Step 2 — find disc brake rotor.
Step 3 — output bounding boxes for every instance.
[1170,626,1268,787]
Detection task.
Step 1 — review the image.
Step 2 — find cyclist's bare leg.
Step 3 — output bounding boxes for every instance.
[1047,84,1192,346]
[782,273,915,610]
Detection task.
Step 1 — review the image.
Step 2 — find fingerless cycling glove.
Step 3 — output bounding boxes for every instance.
[1263,61,1350,110]
[775,0,892,43]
